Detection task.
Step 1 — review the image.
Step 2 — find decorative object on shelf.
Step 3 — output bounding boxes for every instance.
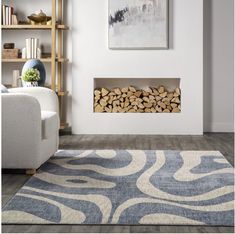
[109,0,169,49]
[17,79,22,87]
[3,43,15,49]
[22,38,41,59]
[28,10,52,25]
[18,20,30,25]
[11,14,18,25]
[22,59,46,86]
[46,19,52,25]
[12,70,21,87]
[2,48,19,59]
[94,85,181,113]
[22,68,40,87]
[21,48,26,58]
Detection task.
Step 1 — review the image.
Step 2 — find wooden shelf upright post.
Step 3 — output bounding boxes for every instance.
[51,0,57,91]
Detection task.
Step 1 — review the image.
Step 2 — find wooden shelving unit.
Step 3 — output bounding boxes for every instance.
[1,0,69,130]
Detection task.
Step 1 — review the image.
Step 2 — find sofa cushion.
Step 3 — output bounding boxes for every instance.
[41,111,59,139]
[1,84,9,93]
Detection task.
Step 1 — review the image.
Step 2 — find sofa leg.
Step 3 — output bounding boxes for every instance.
[26,169,37,175]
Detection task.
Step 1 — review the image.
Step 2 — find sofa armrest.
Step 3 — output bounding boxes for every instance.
[9,87,59,116]
[2,94,42,168]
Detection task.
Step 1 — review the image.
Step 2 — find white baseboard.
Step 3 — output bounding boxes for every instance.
[205,122,234,132]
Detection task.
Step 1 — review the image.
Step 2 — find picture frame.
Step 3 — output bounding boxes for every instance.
[108,0,169,50]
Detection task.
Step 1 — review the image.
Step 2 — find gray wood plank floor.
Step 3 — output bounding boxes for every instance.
[2,133,234,233]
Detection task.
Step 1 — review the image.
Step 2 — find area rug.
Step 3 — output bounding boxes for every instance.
[2,150,234,225]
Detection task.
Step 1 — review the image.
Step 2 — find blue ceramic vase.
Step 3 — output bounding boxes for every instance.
[22,59,46,86]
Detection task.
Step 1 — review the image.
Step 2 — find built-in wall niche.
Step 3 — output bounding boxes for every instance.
[94,78,181,113]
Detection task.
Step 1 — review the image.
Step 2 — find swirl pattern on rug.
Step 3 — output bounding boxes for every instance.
[2,150,234,225]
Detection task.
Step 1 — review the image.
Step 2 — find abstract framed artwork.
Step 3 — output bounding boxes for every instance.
[109,0,169,49]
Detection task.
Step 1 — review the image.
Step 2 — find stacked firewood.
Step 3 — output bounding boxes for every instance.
[94,86,181,113]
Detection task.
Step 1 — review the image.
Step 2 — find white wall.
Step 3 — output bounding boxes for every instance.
[72,0,204,135]
[204,0,234,132]
[2,0,233,133]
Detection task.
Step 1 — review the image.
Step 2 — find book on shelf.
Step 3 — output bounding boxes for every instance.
[2,5,5,25]
[34,38,39,58]
[25,38,40,59]
[26,38,31,59]
[2,4,16,25]
[6,6,9,25]
[31,39,33,58]
[9,6,12,25]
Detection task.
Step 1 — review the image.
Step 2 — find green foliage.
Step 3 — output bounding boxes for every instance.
[22,68,40,82]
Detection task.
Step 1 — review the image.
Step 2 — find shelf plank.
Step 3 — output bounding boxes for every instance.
[2,57,69,63]
[57,25,69,30]
[2,58,52,63]
[1,24,69,30]
[1,25,52,29]
[57,91,69,96]
[57,58,69,62]
[3,84,68,97]
[60,123,69,130]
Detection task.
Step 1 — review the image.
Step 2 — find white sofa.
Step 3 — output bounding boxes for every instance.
[2,87,59,174]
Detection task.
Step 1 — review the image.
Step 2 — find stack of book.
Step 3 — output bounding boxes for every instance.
[2,4,17,25]
[24,38,41,59]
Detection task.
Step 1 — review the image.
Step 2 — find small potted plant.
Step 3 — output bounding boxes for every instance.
[22,68,40,87]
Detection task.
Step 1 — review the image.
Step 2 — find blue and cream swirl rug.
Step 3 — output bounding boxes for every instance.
[2,150,234,225]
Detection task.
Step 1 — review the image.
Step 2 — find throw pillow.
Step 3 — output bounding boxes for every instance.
[1,84,9,93]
